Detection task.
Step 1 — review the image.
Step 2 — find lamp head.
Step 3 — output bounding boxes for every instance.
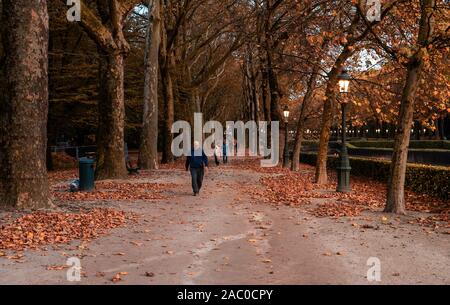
[283,106,290,122]
[338,69,351,94]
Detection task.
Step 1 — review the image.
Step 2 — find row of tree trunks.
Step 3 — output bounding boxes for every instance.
[263,0,283,160]
[0,0,51,209]
[139,0,162,170]
[243,48,261,123]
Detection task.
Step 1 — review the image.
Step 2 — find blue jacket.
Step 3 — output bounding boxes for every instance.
[185,149,208,169]
[222,143,228,155]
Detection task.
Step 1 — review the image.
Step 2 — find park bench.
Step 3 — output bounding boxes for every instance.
[125,143,140,175]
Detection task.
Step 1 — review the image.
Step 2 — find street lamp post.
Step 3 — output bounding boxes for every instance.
[283,106,290,168]
[336,69,351,193]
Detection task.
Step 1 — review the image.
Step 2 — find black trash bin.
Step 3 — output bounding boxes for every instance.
[79,158,95,191]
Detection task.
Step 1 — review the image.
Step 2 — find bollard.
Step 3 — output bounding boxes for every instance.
[79,158,95,191]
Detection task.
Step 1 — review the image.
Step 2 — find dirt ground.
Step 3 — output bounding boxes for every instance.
[0,161,449,285]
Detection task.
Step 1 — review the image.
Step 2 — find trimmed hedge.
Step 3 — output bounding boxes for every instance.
[301,140,320,147]
[348,140,393,148]
[349,140,450,150]
[300,153,450,200]
[301,140,341,151]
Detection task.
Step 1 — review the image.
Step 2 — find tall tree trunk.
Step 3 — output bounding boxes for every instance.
[315,48,352,184]
[444,113,450,140]
[266,54,281,123]
[313,8,369,184]
[47,29,55,172]
[249,53,260,123]
[140,0,161,170]
[69,0,139,180]
[256,12,270,123]
[414,120,421,140]
[160,61,174,164]
[244,51,260,123]
[438,115,446,140]
[193,88,202,113]
[265,41,283,160]
[385,0,435,214]
[95,51,127,180]
[0,0,51,209]
[252,80,260,124]
[292,67,319,171]
[291,118,306,172]
[244,71,255,121]
[242,70,251,121]
[261,68,271,122]
[433,119,440,140]
[385,59,424,214]
[159,2,175,164]
[315,69,340,184]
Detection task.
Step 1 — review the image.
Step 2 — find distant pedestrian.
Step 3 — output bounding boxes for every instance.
[185,141,208,196]
[222,139,228,164]
[214,144,221,166]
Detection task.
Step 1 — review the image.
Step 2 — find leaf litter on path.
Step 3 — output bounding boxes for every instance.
[232,158,449,228]
[0,208,137,253]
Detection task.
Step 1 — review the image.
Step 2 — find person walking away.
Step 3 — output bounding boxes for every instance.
[214,144,221,166]
[185,141,208,196]
[222,139,228,164]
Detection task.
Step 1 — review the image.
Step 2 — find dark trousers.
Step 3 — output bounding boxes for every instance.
[214,153,220,165]
[223,155,228,163]
[190,167,204,194]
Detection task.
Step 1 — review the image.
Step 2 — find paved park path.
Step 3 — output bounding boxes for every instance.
[1,162,449,284]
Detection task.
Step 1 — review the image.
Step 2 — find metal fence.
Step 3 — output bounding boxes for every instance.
[51,145,96,160]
